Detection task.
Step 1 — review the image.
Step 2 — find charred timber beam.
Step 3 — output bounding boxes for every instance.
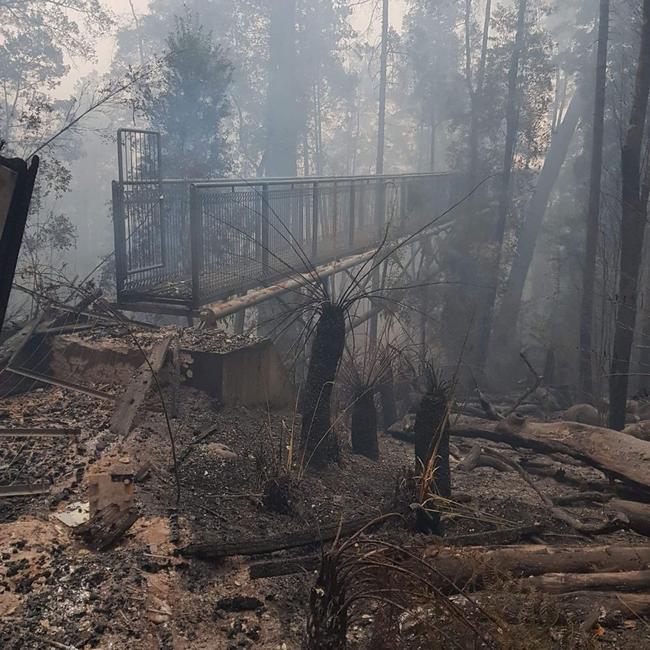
[5,366,114,401]
[0,427,80,437]
[0,484,50,497]
[177,514,386,561]
[200,249,378,325]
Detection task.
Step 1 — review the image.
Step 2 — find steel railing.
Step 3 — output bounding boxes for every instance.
[112,172,467,309]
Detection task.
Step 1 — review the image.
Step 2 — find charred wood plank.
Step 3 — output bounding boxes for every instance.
[178,515,386,560]
[109,334,174,437]
[0,483,50,497]
[0,427,80,437]
[72,503,139,551]
[5,366,113,401]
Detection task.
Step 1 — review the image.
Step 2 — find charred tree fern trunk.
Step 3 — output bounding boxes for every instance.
[301,302,346,468]
[305,552,348,650]
[413,377,451,533]
[351,387,379,460]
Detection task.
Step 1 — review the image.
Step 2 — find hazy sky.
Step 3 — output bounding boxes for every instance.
[61,0,406,94]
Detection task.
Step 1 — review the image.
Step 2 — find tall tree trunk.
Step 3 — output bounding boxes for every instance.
[440,0,491,375]
[315,81,324,176]
[638,259,650,395]
[488,92,582,375]
[608,0,650,430]
[474,0,527,372]
[467,0,492,187]
[376,0,388,177]
[370,0,389,349]
[579,0,610,402]
[636,176,650,393]
[429,103,436,172]
[265,0,299,177]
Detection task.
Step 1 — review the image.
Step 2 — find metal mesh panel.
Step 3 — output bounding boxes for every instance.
[113,171,467,308]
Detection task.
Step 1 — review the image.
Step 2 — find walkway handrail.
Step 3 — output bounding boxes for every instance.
[117,171,456,187]
[112,171,466,311]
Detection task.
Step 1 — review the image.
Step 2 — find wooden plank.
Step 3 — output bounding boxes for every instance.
[109,334,174,437]
[0,484,50,497]
[0,313,46,369]
[0,427,80,438]
[5,366,114,401]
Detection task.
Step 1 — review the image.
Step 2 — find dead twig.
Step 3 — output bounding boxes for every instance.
[503,352,543,418]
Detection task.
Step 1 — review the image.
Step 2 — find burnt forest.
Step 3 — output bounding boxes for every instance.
[4,1,650,648]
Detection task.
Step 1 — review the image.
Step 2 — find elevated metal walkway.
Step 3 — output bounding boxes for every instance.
[111,129,466,315]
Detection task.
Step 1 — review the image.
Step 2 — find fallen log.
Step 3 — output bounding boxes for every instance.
[421,544,650,589]
[557,591,650,625]
[178,514,389,560]
[519,570,650,594]
[474,591,650,627]
[110,334,174,437]
[609,499,650,537]
[249,526,544,580]
[250,543,650,587]
[452,416,650,496]
[477,446,627,536]
[458,443,481,472]
[552,491,612,506]
[476,454,513,473]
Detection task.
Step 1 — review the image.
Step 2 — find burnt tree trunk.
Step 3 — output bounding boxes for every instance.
[351,388,379,460]
[609,0,650,430]
[579,0,610,402]
[466,0,492,188]
[475,0,527,371]
[301,303,346,468]
[414,379,451,532]
[488,92,582,374]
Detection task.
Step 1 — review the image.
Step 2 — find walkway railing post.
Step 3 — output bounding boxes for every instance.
[376,178,386,239]
[261,183,270,273]
[348,182,356,248]
[332,181,338,248]
[111,181,127,299]
[189,183,202,309]
[312,181,319,259]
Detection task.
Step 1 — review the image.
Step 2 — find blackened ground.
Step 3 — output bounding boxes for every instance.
[1,383,649,648]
